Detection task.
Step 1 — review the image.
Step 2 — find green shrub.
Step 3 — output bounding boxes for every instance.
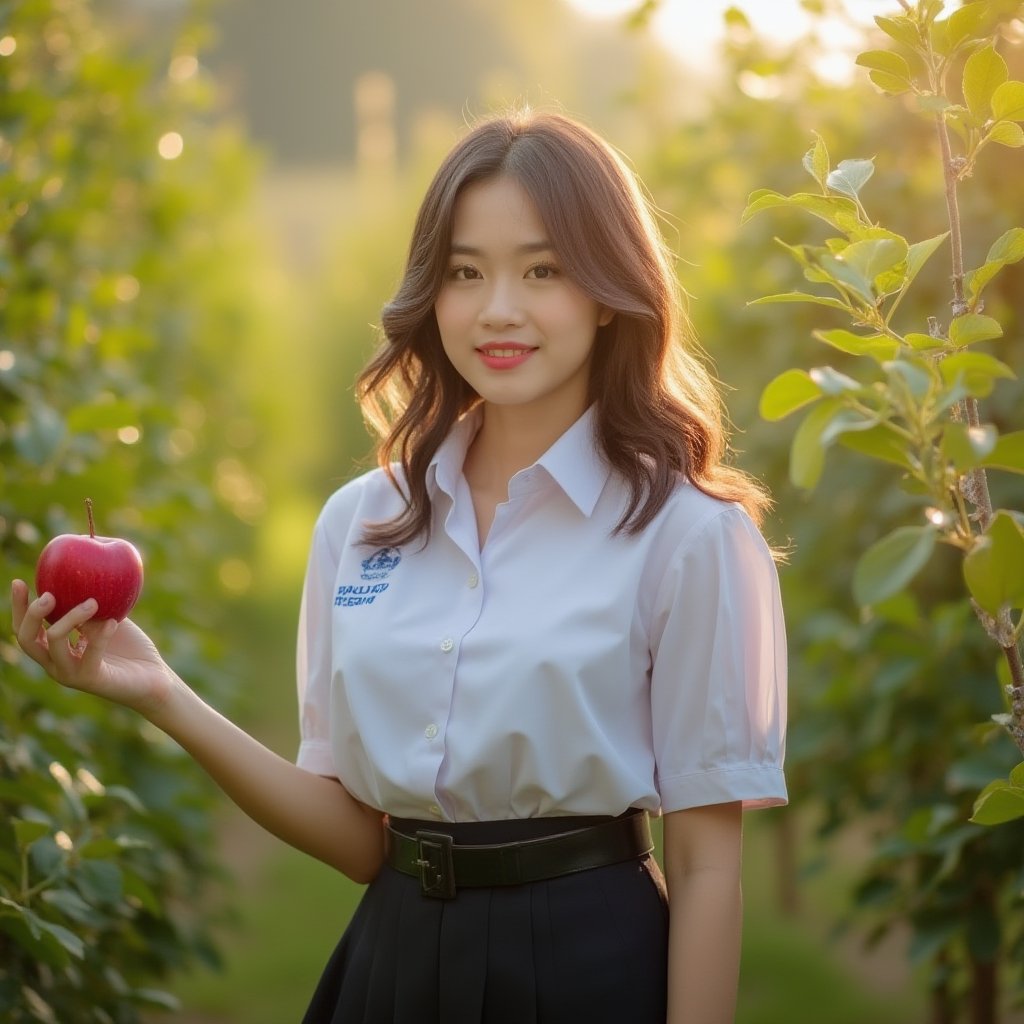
[0,1,269,1018]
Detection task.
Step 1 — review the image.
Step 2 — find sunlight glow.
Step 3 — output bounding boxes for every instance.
[158,131,184,159]
[562,0,899,80]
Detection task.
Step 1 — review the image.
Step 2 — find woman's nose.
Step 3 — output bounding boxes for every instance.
[479,279,525,328]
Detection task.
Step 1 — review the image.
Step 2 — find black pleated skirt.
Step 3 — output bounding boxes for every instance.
[302,813,669,1024]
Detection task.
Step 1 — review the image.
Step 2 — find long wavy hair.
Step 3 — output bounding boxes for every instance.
[357,109,770,546]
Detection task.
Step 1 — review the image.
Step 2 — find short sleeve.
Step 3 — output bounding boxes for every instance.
[650,505,787,812]
[295,510,341,777]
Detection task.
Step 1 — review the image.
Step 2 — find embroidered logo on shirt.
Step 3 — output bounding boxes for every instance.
[360,547,401,580]
[334,547,401,608]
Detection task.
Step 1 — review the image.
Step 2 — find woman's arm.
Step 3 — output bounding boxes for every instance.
[11,581,385,883]
[663,802,744,1024]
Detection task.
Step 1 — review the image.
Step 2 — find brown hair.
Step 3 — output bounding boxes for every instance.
[357,109,770,546]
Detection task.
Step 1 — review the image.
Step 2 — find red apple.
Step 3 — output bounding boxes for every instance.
[35,499,144,623]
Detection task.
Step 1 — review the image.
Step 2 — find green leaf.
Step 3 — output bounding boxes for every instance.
[838,424,915,469]
[886,358,933,399]
[1011,761,1024,787]
[39,888,105,927]
[967,228,1024,302]
[853,526,937,605]
[741,189,861,230]
[992,80,1024,120]
[904,331,948,352]
[948,313,1003,347]
[840,237,909,283]
[942,422,998,471]
[963,511,1024,612]
[904,232,949,287]
[939,351,1015,397]
[874,14,921,49]
[78,836,123,859]
[818,254,875,303]
[982,431,1024,473]
[826,158,875,198]
[818,409,881,447]
[748,291,852,311]
[941,351,1013,389]
[919,94,956,113]
[813,328,899,361]
[857,50,915,94]
[129,989,182,1011]
[987,120,1024,147]
[944,2,993,50]
[760,369,823,421]
[801,132,830,188]
[73,860,124,905]
[963,44,1009,121]
[35,918,86,960]
[856,49,912,80]
[104,783,147,813]
[869,70,913,95]
[970,781,1024,825]
[987,226,1024,264]
[808,365,861,395]
[790,398,843,489]
[13,819,51,848]
[967,260,1007,301]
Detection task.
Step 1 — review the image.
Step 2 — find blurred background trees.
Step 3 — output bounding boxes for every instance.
[3,0,1023,1022]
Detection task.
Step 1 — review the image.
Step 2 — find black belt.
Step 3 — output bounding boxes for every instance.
[383,810,653,899]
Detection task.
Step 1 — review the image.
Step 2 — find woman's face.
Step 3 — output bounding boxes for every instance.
[434,175,612,422]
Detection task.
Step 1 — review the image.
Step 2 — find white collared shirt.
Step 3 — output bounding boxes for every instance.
[296,406,787,821]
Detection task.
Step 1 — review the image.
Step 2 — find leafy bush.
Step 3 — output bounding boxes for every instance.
[736,1,1024,1019]
[623,1,1024,1019]
[0,1,270,1019]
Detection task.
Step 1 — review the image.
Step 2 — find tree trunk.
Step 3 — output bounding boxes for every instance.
[970,954,998,1024]
[931,951,956,1024]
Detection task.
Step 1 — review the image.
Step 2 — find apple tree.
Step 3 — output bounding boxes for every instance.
[735,0,1024,1019]
[0,2,273,1020]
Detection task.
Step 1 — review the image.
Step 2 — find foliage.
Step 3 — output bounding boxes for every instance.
[745,0,1024,808]
[730,0,1024,1019]
[0,0,272,1019]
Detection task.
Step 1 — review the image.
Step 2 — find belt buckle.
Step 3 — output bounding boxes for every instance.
[413,831,456,899]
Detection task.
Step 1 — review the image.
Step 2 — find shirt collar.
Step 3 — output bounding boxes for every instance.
[428,409,482,502]
[534,405,610,517]
[428,405,611,518]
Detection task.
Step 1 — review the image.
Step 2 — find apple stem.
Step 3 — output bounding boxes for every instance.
[85,497,96,539]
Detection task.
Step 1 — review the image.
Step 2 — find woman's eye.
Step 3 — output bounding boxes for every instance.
[527,263,559,280]
[449,264,480,280]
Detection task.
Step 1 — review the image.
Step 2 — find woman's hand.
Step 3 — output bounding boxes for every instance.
[12,580,386,880]
[11,579,178,719]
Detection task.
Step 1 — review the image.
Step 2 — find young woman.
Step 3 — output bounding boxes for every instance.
[12,110,787,1024]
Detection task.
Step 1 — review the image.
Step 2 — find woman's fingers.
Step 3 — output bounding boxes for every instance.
[12,582,56,672]
[42,599,105,681]
[11,578,33,632]
[75,617,119,679]
[11,580,106,684]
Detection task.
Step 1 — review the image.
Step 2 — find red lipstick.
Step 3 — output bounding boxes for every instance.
[476,342,536,370]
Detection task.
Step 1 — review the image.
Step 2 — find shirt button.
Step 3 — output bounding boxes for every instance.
[440,637,454,652]
[424,723,438,740]
[428,803,441,816]
[467,573,479,589]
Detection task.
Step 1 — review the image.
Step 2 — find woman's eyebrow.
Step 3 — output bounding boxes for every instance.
[449,241,554,256]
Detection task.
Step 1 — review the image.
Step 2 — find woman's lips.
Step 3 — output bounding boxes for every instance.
[475,343,536,370]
